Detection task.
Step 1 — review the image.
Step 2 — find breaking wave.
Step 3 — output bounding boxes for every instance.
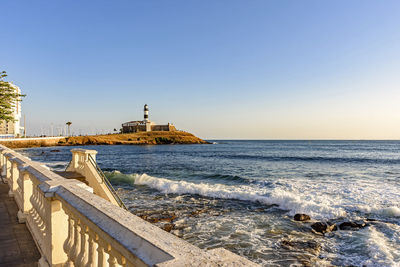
[105,171,347,219]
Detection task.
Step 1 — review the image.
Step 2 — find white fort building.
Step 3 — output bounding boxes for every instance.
[121,104,176,133]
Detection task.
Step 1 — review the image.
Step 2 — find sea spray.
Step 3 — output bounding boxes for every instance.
[106,171,347,219]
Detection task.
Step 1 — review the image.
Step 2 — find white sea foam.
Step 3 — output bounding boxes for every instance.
[358,205,400,218]
[361,226,400,267]
[107,170,400,222]
[131,173,346,219]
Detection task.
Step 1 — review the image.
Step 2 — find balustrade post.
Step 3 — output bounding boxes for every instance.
[63,210,75,267]
[5,157,11,181]
[77,223,90,266]
[0,151,5,177]
[71,151,79,170]
[85,230,98,267]
[69,149,98,172]
[42,196,69,266]
[0,150,11,178]
[71,217,82,265]
[17,167,32,223]
[9,159,18,197]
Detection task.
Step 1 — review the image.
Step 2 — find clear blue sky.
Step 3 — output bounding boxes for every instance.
[1,0,400,139]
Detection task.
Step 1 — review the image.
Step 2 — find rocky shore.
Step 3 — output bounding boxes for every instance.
[0,131,209,148]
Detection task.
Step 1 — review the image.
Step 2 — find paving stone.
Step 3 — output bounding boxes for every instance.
[0,182,41,266]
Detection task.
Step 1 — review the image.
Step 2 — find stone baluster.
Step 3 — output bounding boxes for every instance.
[85,229,99,267]
[11,160,19,193]
[63,208,75,267]
[30,181,41,226]
[97,237,109,267]
[108,249,125,267]
[108,252,118,267]
[77,222,90,266]
[0,151,4,174]
[70,216,82,265]
[7,158,16,196]
[5,157,11,182]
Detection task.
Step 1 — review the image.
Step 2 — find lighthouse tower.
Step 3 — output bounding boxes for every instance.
[144,104,152,131]
[144,104,149,122]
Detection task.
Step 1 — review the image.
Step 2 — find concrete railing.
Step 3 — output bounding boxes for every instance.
[66,149,122,207]
[0,144,258,267]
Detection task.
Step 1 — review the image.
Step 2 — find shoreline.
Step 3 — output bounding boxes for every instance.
[0,131,210,149]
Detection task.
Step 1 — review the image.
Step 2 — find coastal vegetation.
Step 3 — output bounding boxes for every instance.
[0,71,25,122]
[60,131,209,146]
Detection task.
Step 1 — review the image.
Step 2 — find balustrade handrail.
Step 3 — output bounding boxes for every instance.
[0,144,258,267]
[87,154,128,210]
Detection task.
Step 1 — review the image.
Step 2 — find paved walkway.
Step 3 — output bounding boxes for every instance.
[0,181,41,266]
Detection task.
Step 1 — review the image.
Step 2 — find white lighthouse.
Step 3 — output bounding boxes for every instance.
[121,104,176,133]
[144,104,149,122]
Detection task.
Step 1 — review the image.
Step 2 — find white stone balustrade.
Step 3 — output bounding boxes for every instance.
[67,149,120,207]
[0,144,258,267]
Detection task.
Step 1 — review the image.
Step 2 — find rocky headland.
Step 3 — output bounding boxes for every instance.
[0,131,209,148]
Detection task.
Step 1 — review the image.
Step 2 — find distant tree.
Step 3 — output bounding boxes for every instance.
[0,71,25,121]
[66,122,72,136]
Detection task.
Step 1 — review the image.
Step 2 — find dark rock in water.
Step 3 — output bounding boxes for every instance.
[311,222,336,234]
[162,224,174,232]
[281,239,321,255]
[327,221,338,231]
[190,209,208,216]
[50,149,61,152]
[294,214,311,221]
[339,221,368,230]
[139,212,176,223]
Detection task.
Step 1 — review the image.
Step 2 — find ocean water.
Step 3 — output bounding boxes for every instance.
[18,141,400,266]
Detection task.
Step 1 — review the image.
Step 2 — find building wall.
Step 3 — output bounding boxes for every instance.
[0,121,15,135]
[151,124,176,131]
[122,125,147,133]
[0,84,22,137]
[122,124,176,133]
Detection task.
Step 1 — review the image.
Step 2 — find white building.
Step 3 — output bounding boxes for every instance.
[121,104,176,133]
[0,84,24,138]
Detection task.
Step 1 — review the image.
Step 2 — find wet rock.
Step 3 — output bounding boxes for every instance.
[145,213,177,223]
[50,149,61,152]
[138,215,148,221]
[281,239,321,255]
[209,211,221,216]
[294,214,311,221]
[171,229,183,237]
[326,221,338,231]
[253,208,265,212]
[190,209,208,216]
[162,224,174,232]
[339,221,367,230]
[311,222,336,234]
